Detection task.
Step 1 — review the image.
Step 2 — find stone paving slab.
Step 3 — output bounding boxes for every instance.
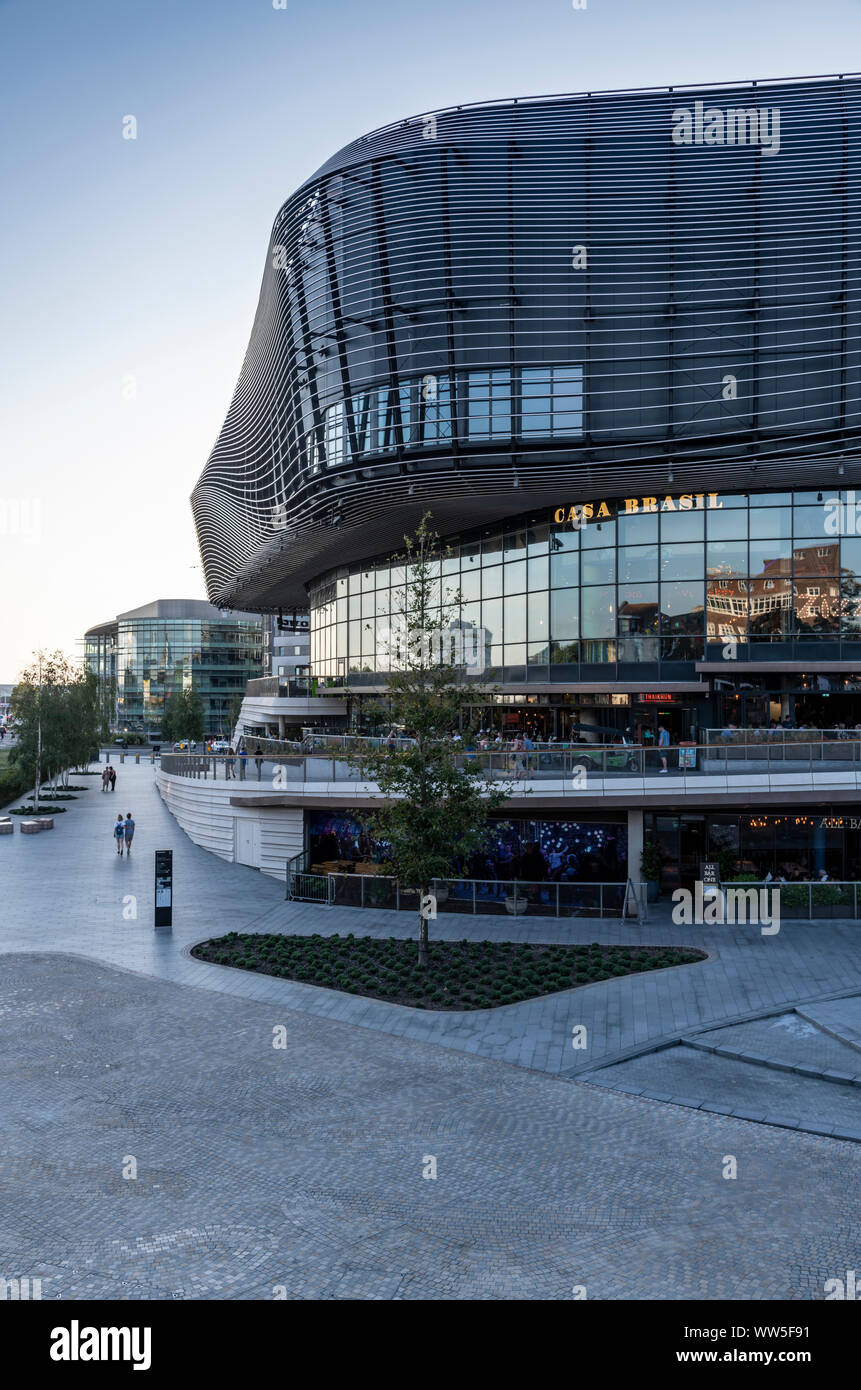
[796,997,861,1052]
[684,1013,861,1082]
[592,1045,861,1139]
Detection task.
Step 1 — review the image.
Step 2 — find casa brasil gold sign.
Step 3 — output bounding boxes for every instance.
[553,493,724,525]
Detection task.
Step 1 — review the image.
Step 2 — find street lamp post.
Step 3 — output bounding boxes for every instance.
[34,653,42,813]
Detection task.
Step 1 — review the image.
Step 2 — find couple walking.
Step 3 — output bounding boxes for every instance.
[113,813,135,856]
[101,765,116,792]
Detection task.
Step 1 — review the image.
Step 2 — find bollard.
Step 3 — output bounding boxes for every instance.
[120,753,125,763]
[135,753,140,764]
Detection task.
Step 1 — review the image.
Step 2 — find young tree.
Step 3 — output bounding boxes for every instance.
[161,685,206,744]
[10,653,101,804]
[160,691,184,745]
[350,515,512,967]
[186,684,206,743]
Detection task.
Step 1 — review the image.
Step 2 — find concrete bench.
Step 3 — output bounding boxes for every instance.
[35,817,54,830]
[0,818,13,835]
[20,821,41,834]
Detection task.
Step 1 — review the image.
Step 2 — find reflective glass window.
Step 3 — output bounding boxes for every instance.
[581,586,615,639]
[707,509,748,540]
[793,542,839,576]
[660,582,705,631]
[527,591,549,642]
[468,370,511,440]
[550,549,579,588]
[550,589,578,639]
[482,598,503,642]
[619,545,658,583]
[661,541,705,580]
[706,542,748,577]
[618,584,659,634]
[527,555,549,589]
[504,560,527,594]
[581,549,616,585]
[750,508,792,540]
[503,596,527,642]
[618,512,657,545]
[482,565,503,599]
[749,540,792,576]
[794,580,840,633]
[660,509,704,541]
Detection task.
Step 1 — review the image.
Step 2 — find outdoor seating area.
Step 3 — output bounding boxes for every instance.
[18,817,54,834]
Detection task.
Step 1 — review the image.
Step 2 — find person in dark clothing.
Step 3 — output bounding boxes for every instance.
[109,766,116,792]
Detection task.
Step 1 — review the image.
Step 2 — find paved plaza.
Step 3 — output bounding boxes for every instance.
[0,761,859,1297]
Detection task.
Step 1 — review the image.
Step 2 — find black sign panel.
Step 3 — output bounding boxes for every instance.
[154,849,173,927]
[701,861,720,887]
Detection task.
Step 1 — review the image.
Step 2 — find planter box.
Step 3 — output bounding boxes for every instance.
[505,896,529,916]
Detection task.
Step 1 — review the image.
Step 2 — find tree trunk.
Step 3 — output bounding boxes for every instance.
[417,884,429,968]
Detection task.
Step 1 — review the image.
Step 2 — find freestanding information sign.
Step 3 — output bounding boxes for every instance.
[154,849,173,927]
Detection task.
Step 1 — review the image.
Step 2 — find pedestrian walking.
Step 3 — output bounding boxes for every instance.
[239,745,247,781]
[225,747,236,779]
[113,815,126,856]
[109,766,117,792]
[658,723,670,774]
[123,812,135,854]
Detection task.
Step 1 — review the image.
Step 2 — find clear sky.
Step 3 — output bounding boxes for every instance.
[1,0,859,681]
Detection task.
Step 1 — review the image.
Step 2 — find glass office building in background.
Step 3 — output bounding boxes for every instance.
[84,600,262,738]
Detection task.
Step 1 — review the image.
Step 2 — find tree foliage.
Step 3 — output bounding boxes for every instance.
[10,652,101,804]
[349,515,512,966]
[160,685,206,744]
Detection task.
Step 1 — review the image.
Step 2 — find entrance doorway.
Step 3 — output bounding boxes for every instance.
[647,814,707,893]
[234,818,260,868]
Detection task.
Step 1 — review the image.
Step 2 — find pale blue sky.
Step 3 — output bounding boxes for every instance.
[1,0,859,678]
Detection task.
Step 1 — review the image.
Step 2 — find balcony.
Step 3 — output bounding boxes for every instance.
[157,738,861,810]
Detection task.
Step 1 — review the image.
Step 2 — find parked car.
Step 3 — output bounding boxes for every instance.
[113,738,128,749]
[172,740,188,752]
[210,739,230,753]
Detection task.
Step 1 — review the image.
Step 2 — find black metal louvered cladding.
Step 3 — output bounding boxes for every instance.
[192,75,861,610]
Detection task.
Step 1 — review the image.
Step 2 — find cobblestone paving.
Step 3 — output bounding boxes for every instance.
[1,954,860,1300]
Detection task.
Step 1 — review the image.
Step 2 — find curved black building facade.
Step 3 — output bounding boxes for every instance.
[194,74,861,623]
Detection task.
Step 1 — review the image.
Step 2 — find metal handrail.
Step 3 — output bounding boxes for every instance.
[160,739,861,787]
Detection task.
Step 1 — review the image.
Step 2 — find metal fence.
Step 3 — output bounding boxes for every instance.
[703,727,861,748]
[711,880,861,920]
[286,854,640,918]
